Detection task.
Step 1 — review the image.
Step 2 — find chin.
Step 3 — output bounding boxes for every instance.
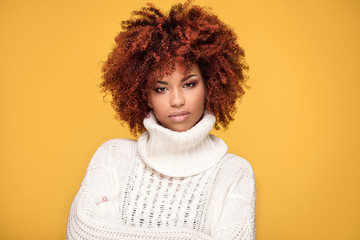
[166,123,193,132]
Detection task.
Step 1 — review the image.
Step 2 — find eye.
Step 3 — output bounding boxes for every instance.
[183,82,197,88]
[154,87,167,93]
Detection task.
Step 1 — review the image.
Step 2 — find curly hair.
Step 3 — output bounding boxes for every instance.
[101,0,248,135]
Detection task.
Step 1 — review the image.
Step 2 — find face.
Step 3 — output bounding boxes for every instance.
[148,63,206,132]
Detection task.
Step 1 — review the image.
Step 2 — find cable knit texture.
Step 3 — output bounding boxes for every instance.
[67,112,256,239]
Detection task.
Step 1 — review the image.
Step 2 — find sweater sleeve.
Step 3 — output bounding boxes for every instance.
[214,169,256,240]
[66,141,123,239]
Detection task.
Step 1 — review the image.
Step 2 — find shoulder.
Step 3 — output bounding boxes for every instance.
[222,154,256,202]
[99,138,137,148]
[211,153,256,219]
[219,153,255,179]
[214,153,256,199]
[88,138,137,167]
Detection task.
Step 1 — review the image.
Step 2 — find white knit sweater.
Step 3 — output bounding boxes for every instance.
[67,112,256,239]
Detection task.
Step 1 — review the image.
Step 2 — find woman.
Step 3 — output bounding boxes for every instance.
[67,1,256,239]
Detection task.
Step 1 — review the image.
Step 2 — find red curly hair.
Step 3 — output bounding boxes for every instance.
[101,0,248,135]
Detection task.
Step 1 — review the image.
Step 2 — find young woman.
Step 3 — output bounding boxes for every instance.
[67,1,256,239]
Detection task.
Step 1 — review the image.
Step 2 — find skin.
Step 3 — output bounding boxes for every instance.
[148,63,206,132]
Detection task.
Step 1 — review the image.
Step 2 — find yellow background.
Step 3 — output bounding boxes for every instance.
[1,0,359,239]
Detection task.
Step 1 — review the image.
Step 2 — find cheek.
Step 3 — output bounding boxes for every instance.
[194,87,206,107]
[149,96,168,119]
[148,93,158,109]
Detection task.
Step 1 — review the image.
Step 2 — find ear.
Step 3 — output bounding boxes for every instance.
[148,101,153,109]
[147,96,153,108]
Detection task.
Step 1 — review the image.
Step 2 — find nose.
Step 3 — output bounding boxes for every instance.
[170,89,185,108]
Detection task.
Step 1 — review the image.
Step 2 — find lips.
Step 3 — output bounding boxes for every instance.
[168,111,190,122]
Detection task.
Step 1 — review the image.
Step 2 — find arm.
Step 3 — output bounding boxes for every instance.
[214,172,256,240]
[66,142,118,239]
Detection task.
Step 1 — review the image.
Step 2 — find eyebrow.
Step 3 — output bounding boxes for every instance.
[156,74,197,85]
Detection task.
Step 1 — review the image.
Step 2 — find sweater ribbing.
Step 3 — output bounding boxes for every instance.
[138,112,228,177]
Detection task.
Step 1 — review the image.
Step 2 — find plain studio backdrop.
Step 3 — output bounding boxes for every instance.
[0,0,359,239]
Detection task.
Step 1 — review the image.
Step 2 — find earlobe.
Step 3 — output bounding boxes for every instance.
[147,94,153,108]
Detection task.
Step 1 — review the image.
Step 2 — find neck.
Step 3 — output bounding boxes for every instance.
[137,111,228,177]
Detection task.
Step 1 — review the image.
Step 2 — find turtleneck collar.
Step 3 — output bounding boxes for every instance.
[137,111,228,177]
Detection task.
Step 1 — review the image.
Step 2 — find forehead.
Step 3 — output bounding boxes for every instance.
[156,62,200,79]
